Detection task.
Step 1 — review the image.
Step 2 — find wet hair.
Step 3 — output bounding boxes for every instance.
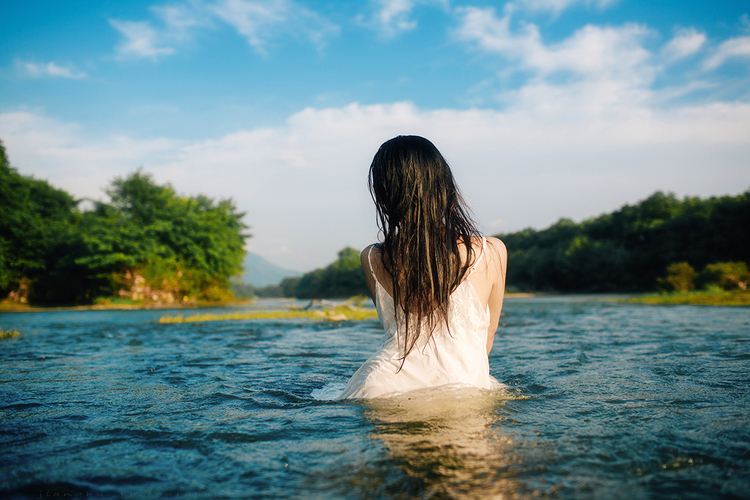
[368,135,480,362]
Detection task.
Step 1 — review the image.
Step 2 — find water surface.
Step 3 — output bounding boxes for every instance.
[1,297,749,499]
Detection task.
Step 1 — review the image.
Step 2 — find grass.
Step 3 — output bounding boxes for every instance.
[158,304,378,324]
[623,289,750,306]
[94,297,144,306]
[0,301,32,311]
[0,327,21,339]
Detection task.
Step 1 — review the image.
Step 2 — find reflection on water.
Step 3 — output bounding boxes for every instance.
[356,386,519,499]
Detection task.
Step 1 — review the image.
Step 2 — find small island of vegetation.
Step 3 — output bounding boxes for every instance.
[159,299,377,324]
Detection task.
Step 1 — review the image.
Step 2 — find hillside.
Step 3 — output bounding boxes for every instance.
[495,191,750,293]
[240,252,301,287]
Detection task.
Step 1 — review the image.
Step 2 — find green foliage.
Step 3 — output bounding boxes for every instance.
[497,191,750,292]
[1,140,248,305]
[0,327,21,339]
[280,276,302,297]
[285,247,368,298]
[657,262,695,292]
[0,140,81,303]
[652,261,748,296]
[695,262,749,291]
[74,170,248,303]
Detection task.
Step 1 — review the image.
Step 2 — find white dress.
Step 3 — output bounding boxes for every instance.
[337,238,502,399]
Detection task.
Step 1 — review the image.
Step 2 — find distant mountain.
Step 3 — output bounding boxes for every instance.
[239,252,301,287]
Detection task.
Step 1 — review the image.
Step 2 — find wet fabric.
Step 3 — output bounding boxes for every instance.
[337,238,502,399]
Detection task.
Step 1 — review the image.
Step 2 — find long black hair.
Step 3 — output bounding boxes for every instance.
[369,135,481,361]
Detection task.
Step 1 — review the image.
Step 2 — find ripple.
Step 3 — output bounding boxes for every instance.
[0,298,748,499]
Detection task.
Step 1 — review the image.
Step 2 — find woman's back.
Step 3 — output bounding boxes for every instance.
[336,135,507,399]
[337,236,506,399]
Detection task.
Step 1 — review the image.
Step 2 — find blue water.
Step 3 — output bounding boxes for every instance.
[1,297,749,499]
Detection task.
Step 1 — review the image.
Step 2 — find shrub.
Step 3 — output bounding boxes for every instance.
[695,262,750,291]
[657,262,695,292]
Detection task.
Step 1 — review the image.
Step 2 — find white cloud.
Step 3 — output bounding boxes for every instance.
[210,0,339,55]
[703,35,750,70]
[0,111,177,193]
[109,19,176,59]
[452,7,750,118]
[360,0,448,38]
[16,60,88,79]
[152,3,205,35]
[109,2,211,60]
[455,6,652,84]
[10,2,746,271]
[375,0,418,35]
[2,95,749,271]
[110,0,338,59]
[515,0,617,14]
[662,28,705,60]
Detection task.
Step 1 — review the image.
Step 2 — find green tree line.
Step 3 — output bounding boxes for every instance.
[259,247,368,299]
[496,191,750,292]
[240,190,750,299]
[1,140,248,305]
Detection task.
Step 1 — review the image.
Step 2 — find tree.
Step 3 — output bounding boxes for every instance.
[287,247,368,298]
[75,170,249,303]
[0,140,80,303]
[1,141,249,305]
[496,190,750,292]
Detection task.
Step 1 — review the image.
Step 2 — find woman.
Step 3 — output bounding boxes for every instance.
[337,136,507,399]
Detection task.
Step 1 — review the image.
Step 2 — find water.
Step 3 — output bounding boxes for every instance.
[1,297,749,499]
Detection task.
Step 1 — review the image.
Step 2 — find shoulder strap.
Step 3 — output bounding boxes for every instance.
[467,237,487,277]
[366,245,379,283]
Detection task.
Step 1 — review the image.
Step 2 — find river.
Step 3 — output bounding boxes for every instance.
[1,297,748,499]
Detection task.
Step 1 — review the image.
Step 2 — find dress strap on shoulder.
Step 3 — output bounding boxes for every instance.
[366,245,379,283]
[467,237,487,277]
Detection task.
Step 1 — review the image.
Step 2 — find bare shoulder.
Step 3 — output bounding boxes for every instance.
[360,244,372,261]
[465,236,504,265]
[484,236,507,257]
[483,236,507,273]
[360,244,378,267]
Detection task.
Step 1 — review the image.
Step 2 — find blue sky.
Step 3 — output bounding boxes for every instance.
[2,0,749,271]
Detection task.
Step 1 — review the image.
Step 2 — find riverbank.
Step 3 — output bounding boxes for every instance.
[0,298,254,313]
[622,290,750,306]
